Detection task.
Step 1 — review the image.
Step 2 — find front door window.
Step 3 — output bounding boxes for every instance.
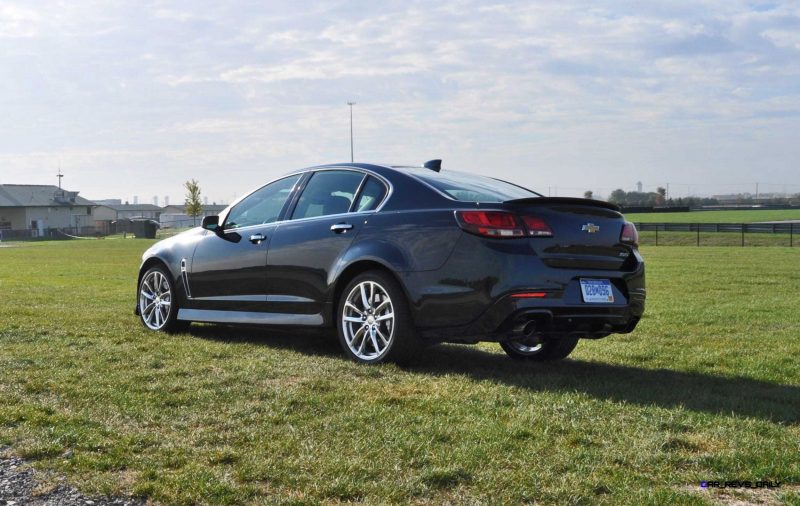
[225,175,301,229]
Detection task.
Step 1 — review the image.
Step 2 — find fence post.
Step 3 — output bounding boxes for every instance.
[696,225,700,247]
[791,223,794,248]
[655,227,659,246]
[741,224,745,247]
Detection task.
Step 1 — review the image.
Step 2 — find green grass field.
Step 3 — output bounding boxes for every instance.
[1,240,799,505]
[625,209,800,223]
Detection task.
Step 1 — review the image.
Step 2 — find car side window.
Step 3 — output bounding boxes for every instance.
[291,170,364,220]
[224,175,301,229]
[354,176,387,212]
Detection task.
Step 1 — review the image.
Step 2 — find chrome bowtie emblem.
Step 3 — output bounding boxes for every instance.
[582,223,600,233]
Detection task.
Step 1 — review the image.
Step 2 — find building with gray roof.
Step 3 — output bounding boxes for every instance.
[0,184,95,236]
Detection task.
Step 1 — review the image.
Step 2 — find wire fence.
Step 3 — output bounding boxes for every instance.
[160,217,202,229]
[0,227,102,241]
[0,226,193,242]
[636,223,797,247]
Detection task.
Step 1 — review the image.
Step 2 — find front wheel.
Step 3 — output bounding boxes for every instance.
[337,271,422,364]
[500,335,579,361]
[138,266,186,333]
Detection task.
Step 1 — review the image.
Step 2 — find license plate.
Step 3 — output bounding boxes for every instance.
[580,279,614,303]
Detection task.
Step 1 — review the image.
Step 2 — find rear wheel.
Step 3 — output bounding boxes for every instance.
[500,335,579,361]
[337,271,422,364]
[138,266,187,333]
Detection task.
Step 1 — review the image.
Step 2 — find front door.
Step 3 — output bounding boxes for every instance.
[187,174,302,311]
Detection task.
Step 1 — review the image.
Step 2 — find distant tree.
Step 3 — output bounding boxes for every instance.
[184,179,203,226]
[607,188,677,207]
[655,187,667,206]
[608,189,627,204]
[584,190,593,199]
[625,191,654,206]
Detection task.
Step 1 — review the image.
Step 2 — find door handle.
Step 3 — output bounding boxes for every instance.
[330,223,353,233]
[249,233,266,244]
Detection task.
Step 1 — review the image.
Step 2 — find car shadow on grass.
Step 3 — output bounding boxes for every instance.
[188,324,343,356]
[188,324,800,425]
[413,345,800,425]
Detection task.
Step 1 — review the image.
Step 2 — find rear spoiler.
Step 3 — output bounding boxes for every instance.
[504,197,621,212]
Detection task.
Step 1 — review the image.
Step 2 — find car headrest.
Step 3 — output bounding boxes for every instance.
[323,195,351,216]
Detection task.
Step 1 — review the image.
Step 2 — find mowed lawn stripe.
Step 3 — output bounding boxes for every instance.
[1,240,799,505]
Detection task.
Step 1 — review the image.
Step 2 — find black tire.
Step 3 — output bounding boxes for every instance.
[137,265,188,333]
[336,270,422,364]
[500,335,579,361]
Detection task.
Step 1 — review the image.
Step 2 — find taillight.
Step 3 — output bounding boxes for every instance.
[520,216,554,237]
[455,211,554,239]
[621,221,638,245]
[510,292,548,298]
[455,211,525,238]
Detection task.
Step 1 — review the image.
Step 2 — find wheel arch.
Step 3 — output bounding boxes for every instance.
[136,255,185,313]
[138,255,166,277]
[330,260,413,324]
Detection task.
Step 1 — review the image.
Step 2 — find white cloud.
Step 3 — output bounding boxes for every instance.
[1,0,799,202]
[761,28,800,50]
[0,5,41,38]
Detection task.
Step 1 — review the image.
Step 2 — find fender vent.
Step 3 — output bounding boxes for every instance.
[180,258,193,299]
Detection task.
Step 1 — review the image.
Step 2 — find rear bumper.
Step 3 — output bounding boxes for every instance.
[418,290,645,343]
[402,232,646,343]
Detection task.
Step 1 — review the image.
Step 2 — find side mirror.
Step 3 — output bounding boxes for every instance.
[201,215,219,231]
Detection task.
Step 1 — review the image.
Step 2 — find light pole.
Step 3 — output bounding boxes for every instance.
[347,101,356,162]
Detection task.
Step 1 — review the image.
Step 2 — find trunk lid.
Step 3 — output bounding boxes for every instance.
[502,197,634,270]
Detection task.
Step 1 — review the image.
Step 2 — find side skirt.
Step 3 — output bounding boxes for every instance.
[176,308,323,326]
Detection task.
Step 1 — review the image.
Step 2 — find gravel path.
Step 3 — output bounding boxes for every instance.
[0,448,143,506]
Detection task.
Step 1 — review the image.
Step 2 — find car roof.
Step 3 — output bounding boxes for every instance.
[306,162,454,182]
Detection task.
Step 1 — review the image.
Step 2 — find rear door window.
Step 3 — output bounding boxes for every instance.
[354,176,387,212]
[291,170,365,220]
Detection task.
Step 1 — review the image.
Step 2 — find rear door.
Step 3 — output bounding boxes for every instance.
[265,170,387,317]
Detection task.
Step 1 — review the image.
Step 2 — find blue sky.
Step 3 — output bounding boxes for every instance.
[1,1,799,204]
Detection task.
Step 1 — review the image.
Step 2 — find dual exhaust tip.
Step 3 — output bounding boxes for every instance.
[513,320,538,338]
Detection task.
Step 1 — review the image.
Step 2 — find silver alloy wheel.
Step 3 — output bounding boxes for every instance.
[341,280,395,361]
[139,270,172,330]
[507,340,544,355]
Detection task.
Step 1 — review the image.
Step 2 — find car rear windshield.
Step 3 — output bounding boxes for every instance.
[405,169,540,202]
